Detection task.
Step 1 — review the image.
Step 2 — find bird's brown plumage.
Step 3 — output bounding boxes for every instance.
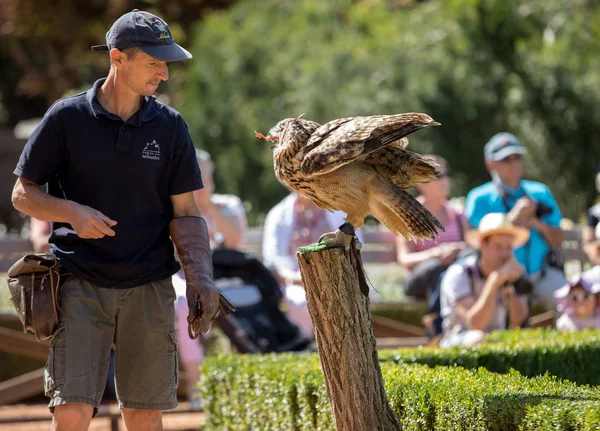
[264,112,444,243]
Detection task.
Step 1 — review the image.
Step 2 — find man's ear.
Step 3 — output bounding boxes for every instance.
[109,48,126,67]
[484,160,494,173]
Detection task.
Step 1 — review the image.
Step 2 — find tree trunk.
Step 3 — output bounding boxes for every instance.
[297,244,402,431]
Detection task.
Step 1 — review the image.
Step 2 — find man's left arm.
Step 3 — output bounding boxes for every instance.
[529,218,563,247]
[529,186,564,248]
[169,190,235,338]
[170,191,201,218]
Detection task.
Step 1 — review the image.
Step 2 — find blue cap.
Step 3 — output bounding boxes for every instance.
[91,10,192,62]
[484,132,527,162]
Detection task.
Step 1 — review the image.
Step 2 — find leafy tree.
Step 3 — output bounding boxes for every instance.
[0,0,237,126]
[181,0,600,223]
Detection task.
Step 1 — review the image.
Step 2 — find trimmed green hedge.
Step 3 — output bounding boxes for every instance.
[384,365,600,431]
[202,353,332,431]
[521,401,600,430]
[379,328,600,386]
[202,353,600,430]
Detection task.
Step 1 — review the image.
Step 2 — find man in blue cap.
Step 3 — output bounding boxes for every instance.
[465,132,566,310]
[12,9,232,430]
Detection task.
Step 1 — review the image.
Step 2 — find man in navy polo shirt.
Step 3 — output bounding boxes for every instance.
[12,10,231,431]
[465,132,566,310]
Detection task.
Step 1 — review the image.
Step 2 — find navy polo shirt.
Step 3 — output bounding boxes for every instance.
[14,78,203,288]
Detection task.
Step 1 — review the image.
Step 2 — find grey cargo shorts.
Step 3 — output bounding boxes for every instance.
[45,276,179,414]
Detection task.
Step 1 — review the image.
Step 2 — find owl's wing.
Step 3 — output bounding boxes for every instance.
[366,146,439,188]
[300,113,437,177]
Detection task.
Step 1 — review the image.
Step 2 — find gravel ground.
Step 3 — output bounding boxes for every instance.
[0,402,205,431]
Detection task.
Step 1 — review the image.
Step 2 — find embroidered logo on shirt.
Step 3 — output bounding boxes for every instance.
[142,140,161,160]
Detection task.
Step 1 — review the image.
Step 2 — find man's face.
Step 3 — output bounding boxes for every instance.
[117,50,169,97]
[416,171,450,200]
[486,154,523,186]
[479,234,515,271]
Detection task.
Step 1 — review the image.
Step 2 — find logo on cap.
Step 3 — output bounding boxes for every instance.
[145,18,171,41]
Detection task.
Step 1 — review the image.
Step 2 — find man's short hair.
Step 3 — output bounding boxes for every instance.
[122,47,139,59]
[109,47,139,66]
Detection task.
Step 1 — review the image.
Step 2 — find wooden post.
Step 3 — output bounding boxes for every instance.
[297,244,402,431]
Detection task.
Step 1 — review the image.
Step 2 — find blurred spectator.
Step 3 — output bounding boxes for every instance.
[583,170,600,265]
[29,217,52,253]
[465,133,566,309]
[262,191,361,338]
[439,213,530,348]
[172,149,247,409]
[396,155,470,300]
[193,149,247,249]
[554,272,600,332]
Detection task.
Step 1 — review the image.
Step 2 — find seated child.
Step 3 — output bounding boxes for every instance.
[554,270,600,332]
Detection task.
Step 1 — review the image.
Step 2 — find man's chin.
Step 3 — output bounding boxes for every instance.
[142,83,160,97]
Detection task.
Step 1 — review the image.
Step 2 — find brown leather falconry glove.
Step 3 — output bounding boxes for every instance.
[169,216,235,339]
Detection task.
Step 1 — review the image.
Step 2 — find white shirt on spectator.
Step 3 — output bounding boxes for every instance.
[262,193,362,273]
[440,254,507,334]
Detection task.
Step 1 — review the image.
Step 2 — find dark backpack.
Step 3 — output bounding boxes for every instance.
[212,248,312,353]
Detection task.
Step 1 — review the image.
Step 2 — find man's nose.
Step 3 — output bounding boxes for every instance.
[157,63,169,81]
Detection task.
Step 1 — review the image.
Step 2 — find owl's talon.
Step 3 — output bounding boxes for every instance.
[319,229,354,251]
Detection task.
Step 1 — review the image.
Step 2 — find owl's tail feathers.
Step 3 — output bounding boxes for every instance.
[409,154,441,185]
[371,183,444,242]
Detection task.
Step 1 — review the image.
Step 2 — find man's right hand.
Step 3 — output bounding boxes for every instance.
[508,197,537,226]
[69,204,117,239]
[494,260,525,285]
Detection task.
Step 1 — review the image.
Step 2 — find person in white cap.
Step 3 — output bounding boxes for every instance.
[439,213,531,347]
[465,132,566,309]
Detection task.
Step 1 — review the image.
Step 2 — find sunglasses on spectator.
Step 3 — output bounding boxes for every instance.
[570,292,592,302]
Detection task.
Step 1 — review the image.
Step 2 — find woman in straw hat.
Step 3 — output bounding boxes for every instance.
[439,213,531,347]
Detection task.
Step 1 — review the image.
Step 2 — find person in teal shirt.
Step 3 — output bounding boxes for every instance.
[465,132,566,308]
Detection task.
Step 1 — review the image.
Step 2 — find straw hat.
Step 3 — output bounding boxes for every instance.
[465,213,530,249]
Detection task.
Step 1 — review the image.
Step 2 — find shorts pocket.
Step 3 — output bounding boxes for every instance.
[167,327,179,391]
[44,323,67,396]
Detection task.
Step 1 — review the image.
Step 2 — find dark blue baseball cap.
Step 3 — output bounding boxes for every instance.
[484,132,527,162]
[91,9,192,62]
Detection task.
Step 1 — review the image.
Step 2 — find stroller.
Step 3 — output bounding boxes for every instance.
[212,248,313,354]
